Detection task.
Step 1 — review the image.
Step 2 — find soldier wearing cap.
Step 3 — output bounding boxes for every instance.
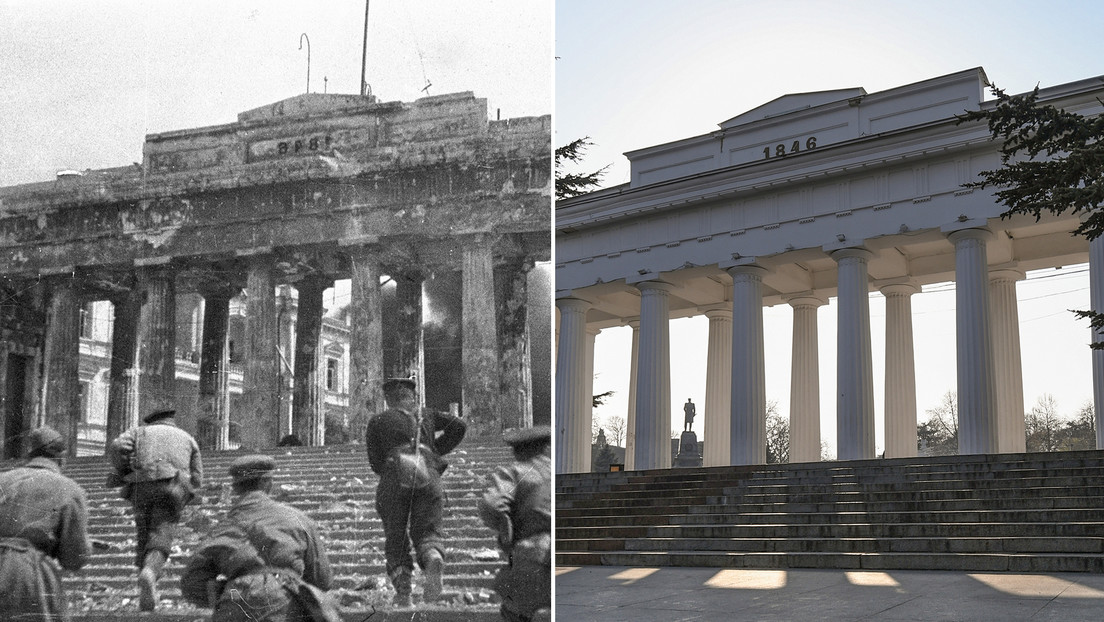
[107,408,203,611]
[0,426,90,621]
[364,377,467,607]
[478,426,551,622]
[180,454,334,621]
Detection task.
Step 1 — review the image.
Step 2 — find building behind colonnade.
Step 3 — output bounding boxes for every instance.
[0,90,550,458]
[555,68,1104,474]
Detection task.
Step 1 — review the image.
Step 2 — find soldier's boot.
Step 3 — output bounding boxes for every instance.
[390,567,413,608]
[423,549,444,602]
[138,550,166,612]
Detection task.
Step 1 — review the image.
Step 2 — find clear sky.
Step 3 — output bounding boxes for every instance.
[0,0,552,187]
[556,0,1104,456]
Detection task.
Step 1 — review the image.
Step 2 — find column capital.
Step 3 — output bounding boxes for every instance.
[555,297,592,314]
[989,267,1026,283]
[784,293,828,308]
[635,280,676,294]
[725,265,768,281]
[704,308,733,321]
[947,227,994,245]
[586,326,602,337]
[879,281,920,297]
[621,316,641,329]
[830,247,873,263]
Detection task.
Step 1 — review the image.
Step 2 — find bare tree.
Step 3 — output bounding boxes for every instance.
[605,415,626,447]
[765,400,788,464]
[1026,393,1064,452]
[917,390,958,456]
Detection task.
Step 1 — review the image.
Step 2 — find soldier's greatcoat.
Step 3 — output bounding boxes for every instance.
[180,490,333,622]
[478,452,552,620]
[0,457,90,621]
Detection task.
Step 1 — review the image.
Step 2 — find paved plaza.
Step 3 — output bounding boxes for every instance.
[556,565,1104,621]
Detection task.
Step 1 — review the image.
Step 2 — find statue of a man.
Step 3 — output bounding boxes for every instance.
[683,398,696,432]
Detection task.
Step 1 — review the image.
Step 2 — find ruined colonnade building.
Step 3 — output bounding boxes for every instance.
[555,68,1104,473]
[0,91,550,457]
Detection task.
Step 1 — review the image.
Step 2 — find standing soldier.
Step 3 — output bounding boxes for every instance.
[107,409,203,611]
[365,377,467,607]
[0,426,90,621]
[180,455,335,621]
[478,426,551,622]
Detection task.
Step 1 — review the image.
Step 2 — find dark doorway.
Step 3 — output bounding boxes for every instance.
[4,354,28,459]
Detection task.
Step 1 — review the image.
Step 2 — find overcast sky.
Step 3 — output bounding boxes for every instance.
[0,0,552,186]
[556,0,1104,455]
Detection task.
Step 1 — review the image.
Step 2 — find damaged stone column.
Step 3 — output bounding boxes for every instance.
[197,286,235,450]
[105,286,141,446]
[348,245,385,434]
[394,270,426,407]
[495,256,534,432]
[242,254,280,449]
[137,266,178,425]
[292,275,330,446]
[462,234,499,436]
[41,275,81,456]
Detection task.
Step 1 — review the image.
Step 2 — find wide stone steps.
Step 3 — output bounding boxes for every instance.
[0,442,519,620]
[555,449,1104,573]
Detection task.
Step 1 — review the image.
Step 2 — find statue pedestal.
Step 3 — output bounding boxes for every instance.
[674,430,703,467]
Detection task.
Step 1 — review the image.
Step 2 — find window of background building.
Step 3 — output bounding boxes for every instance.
[326,358,338,391]
[78,380,89,423]
[79,303,93,339]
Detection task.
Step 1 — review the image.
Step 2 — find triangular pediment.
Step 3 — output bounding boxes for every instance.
[719,87,867,129]
[237,93,381,123]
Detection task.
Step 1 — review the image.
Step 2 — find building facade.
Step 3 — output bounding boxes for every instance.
[556,68,1104,473]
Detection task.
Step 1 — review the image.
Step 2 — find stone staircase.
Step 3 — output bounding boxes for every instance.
[556,450,1104,573]
[6,442,520,621]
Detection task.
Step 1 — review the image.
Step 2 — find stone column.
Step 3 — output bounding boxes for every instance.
[291,276,328,446]
[276,287,296,438]
[703,309,732,466]
[41,277,81,455]
[585,326,599,464]
[990,268,1027,453]
[726,266,767,465]
[788,295,825,463]
[881,282,919,458]
[137,267,178,425]
[105,288,141,446]
[348,246,385,435]
[495,258,534,431]
[555,298,590,474]
[394,270,426,407]
[197,288,233,450]
[462,237,499,436]
[832,248,875,461]
[634,281,673,470]
[242,255,280,450]
[624,319,640,471]
[949,229,998,455]
[1092,235,1104,449]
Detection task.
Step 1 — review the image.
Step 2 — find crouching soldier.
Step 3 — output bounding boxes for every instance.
[180,455,336,621]
[0,426,90,621]
[478,426,551,622]
[108,408,203,611]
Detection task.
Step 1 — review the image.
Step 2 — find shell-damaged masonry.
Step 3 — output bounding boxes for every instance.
[0,91,551,457]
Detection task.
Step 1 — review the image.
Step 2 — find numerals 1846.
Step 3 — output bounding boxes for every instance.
[763,136,817,159]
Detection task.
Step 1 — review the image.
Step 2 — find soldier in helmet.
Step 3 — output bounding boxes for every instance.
[107,408,203,611]
[0,426,90,621]
[478,425,551,622]
[364,377,467,607]
[180,454,334,621]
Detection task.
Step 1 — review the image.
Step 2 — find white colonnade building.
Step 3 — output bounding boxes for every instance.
[555,68,1104,474]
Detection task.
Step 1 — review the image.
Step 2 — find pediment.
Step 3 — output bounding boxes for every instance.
[719,87,867,129]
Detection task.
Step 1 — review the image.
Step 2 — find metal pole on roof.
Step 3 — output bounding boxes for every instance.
[360,1,370,96]
[299,33,311,93]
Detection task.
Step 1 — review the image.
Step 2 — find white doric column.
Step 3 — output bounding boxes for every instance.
[990,268,1027,453]
[703,309,732,466]
[880,282,919,458]
[1090,234,1104,449]
[787,295,825,463]
[555,297,591,474]
[832,248,876,461]
[634,281,673,470]
[584,326,599,471]
[624,319,640,470]
[949,228,998,455]
[726,266,767,465]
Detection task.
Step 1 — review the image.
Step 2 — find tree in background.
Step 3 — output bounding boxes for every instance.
[555,137,609,200]
[917,390,958,456]
[1064,400,1097,451]
[765,401,788,464]
[960,85,1104,347]
[1026,393,1064,452]
[605,415,627,447]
